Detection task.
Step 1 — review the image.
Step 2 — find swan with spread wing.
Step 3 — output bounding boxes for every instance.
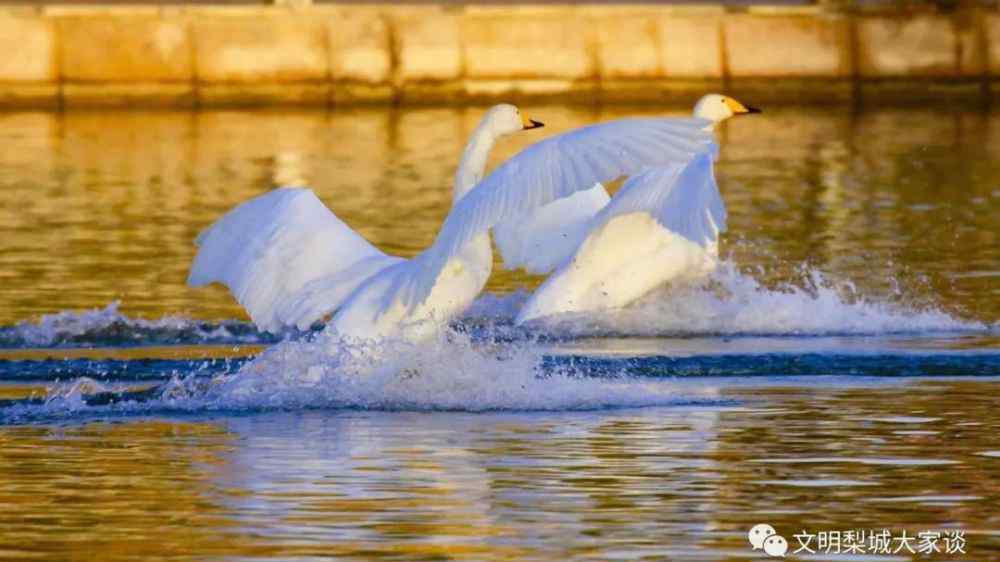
[512,94,760,325]
[188,104,542,335]
[190,105,715,341]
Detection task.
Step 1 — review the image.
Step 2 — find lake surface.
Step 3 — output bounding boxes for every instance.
[0,104,997,561]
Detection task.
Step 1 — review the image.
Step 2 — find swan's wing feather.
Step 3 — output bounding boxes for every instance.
[188,187,388,332]
[493,183,611,274]
[593,152,726,248]
[395,117,715,309]
[274,254,405,330]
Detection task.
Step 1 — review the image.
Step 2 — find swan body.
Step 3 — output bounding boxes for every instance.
[515,94,759,324]
[189,104,542,338]
[493,184,611,275]
[517,154,724,324]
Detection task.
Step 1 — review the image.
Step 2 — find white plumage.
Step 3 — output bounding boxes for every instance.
[513,93,759,324]
[189,107,717,342]
[392,117,714,312]
[516,153,726,324]
[493,184,611,275]
[590,153,726,249]
[189,105,549,340]
[188,188,399,333]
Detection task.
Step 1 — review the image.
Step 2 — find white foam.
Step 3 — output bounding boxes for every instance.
[4,261,985,350]
[1,301,265,347]
[517,261,985,337]
[13,328,721,417]
[194,329,719,412]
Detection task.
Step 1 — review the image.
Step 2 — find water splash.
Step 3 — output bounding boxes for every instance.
[523,261,986,337]
[0,302,278,348]
[0,262,987,350]
[202,329,727,411]
[0,262,993,424]
[1,328,729,424]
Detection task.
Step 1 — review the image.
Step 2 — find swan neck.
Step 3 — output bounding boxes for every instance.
[453,121,498,203]
[692,108,719,132]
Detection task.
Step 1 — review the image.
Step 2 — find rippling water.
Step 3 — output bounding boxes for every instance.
[0,104,997,561]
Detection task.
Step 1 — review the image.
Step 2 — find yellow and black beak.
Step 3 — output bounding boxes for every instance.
[521,115,545,130]
[724,97,761,115]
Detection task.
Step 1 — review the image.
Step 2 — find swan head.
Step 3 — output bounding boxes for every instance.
[486,104,544,137]
[693,94,761,123]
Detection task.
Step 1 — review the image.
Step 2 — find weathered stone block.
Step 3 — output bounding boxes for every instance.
[955,14,984,76]
[391,11,462,82]
[462,13,594,79]
[464,78,596,102]
[658,16,722,78]
[0,16,55,82]
[328,12,391,84]
[331,84,395,105]
[986,13,1000,75]
[193,17,328,83]
[724,15,850,78]
[63,83,194,107]
[58,16,191,82]
[0,84,59,108]
[598,78,723,103]
[198,83,330,106]
[596,16,660,79]
[858,16,957,78]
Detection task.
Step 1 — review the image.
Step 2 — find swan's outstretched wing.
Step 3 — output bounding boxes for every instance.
[188,187,392,332]
[396,117,716,309]
[592,152,726,248]
[493,183,611,275]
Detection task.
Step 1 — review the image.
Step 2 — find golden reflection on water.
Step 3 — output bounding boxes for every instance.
[0,380,998,560]
[0,104,997,326]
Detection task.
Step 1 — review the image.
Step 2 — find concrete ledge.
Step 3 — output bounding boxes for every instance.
[596,16,661,79]
[2,6,1000,108]
[598,78,724,103]
[464,78,597,102]
[726,78,854,103]
[331,83,395,105]
[462,13,594,80]
[198,83,330,106]
[857,16,959,78]
[328,12,391,85]
[658,16,723,78]
[724,15,850,78]
[859,79,986,102]
[988,13,1000,75]
[0,84,59,109]
[62,82,196,108]
[391,10,462,83]
[62,83,195,107]
[0,16,55,83]
[57,16,192,82]
[193,17,329,83]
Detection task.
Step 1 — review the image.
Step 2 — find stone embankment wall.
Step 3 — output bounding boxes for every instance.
[1,4,997,107]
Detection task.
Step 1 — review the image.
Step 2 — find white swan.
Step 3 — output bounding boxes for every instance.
[188,104,543,336]
[190,105,715,342]
[515,94,759,325]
